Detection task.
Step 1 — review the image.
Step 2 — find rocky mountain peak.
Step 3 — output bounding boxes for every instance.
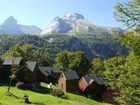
[40,13,123,35]
[2,16,17,26]
[0,16,42,35]
[41,13,98,35]
[63,13,85,20]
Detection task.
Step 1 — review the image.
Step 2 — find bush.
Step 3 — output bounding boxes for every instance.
[51,89,68,99]
[16,81,24,89]
[51,89,64,97]
[60,94,68,99]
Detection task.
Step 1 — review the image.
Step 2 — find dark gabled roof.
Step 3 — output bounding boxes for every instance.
[84,74,96,85]
[83,74,105,85]
[63,71,79,80]
[26,61,37,72]
[18,61,37,72]
[83,75,96,85]
[3,57,22,65]
[39,67,61,76]
[95,77,104,85]
[39,67,50,76]
[51,68,61,73]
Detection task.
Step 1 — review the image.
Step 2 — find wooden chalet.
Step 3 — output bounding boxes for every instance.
[102,87,117,104]
[79,75,105,101]
[0,59,3,81]
[39,67,61,84]
[2,57,40,88]
[2,57,25,82]
[58,71,79,93]
[17,61,40,88]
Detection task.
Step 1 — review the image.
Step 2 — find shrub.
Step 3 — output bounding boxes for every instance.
[51,89,68,99]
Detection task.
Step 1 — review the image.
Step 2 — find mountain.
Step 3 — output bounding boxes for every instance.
[0,34,127,62]
[0,14,127,62]
[0,16,42,35]
[0,14,123,35]
[41,13,122,35]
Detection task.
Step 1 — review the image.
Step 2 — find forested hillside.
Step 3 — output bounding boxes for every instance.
[0,33,127,62]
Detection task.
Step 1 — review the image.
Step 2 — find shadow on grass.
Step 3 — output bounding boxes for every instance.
[31,86,51,94]
[19,100,45,105]
[0,82,51,94]
[5,91,20,99]
[32,102,45,105]
[0,82,15,86]
[4,91,45,105]
[21,102,45,105]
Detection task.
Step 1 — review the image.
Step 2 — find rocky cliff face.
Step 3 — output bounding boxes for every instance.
[0,16,42,35]
[41,13,122,35]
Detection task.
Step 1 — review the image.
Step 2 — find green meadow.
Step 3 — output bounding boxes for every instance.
[0,84,109,105]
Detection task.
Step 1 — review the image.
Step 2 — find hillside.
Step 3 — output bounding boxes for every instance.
[0,34,127,61]
[0,84,109,105]
[0,35,126,61]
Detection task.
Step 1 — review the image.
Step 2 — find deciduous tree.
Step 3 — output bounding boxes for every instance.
[114,0,140,29]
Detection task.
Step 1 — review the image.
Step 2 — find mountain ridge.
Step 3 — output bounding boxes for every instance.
[0,16,42,35]
[0,13,124,35]
[40,13,123,35]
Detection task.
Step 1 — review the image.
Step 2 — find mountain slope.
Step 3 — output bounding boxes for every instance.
[0,16,42,35]
[43,33,127,60]
[41,13,122,35]
[19,25,42,34]
[0,34,127,61]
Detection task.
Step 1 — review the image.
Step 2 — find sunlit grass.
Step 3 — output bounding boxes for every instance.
[0,83,109,105]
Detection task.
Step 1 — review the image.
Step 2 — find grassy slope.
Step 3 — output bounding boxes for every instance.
[0,85,109,105]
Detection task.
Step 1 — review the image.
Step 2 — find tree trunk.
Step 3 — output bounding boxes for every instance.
[8,79,12,92]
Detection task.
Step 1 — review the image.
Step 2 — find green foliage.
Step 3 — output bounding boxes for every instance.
[4,44,35,60]
[51,88,68,99]
[37,53,50,66]
[118,53,140,105]
[114,0,140,29]
[54,51,69,71]
[0,34,127,63]
[10,64,20,80]
[103,56,126,89]
[89,58,104,76]
[54,51,89,76]
[0,35,48,55]
[103,29,140,105]
[104,1,140,103]
[4,44,50,66]
[68,51,90,76]
[120,29,140,57]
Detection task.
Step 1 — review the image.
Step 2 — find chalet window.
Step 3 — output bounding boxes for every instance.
[61,75,63,78]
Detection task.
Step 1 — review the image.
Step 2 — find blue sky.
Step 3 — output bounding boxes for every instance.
[0,0,130,29]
